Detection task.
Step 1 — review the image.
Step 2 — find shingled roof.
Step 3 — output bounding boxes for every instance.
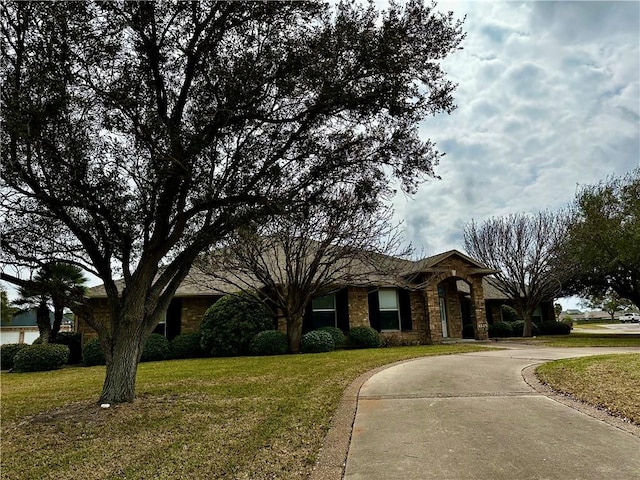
[85,248,499,298]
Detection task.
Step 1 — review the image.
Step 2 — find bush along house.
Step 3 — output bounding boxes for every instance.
[77,249,556,345]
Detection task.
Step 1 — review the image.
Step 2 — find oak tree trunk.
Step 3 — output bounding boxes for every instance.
[287,314,304,353]
[99,319,147,403]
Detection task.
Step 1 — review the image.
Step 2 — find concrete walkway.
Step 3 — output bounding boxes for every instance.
[343,345,640,480]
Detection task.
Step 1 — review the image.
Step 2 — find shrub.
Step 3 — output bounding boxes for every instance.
[141,333,171,362]
[52,332,83,364]
[13,344,70,372]
[301,330,334,353]
[488,321,512,338]
[250,330,289,356]
[83,338,106,366]
[539,321,572,336]
[500,305,522,322]
[200,292,273,357]
[32,333,82,364]
[318,326,346,348]
[509,320,540,337]
[348,326,381,349]
[1,343,29,370]
[170,333,204,359]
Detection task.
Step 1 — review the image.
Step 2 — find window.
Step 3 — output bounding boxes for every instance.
[152,317,166,337]
[378,289,400,331]
[312,293,337,328]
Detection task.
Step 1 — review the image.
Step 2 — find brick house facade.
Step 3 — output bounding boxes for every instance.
[79,250,541,345]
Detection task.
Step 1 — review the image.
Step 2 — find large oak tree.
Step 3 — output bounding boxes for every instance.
[560,169,640,308]
[1,1,465,402]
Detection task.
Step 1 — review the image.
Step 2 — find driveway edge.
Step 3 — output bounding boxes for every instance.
[522,363,640,438]
[308,359,418,480]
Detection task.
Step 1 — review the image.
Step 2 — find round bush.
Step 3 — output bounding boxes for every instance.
[250,330,289,356]
[170,333,204,359]
[141,333,171,362]
[1,343,29,370]
[83,338,106,366]
[200,293,273,357]
[488,321,512,338]
[539,321,571,336]
[509,320,540,337]
[301,330,335,353]
[13,344,70,372]
[318,326,346,347]
[348,326,381,349]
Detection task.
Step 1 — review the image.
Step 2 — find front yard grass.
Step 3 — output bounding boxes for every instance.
[1,344,489,480]
[502,332,640,347]
[537,353,640,424]
[537,333,640,347]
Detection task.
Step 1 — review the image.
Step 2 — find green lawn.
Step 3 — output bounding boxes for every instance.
[1,345,489,480]
[537,354,640,424]
[535,333,640,347]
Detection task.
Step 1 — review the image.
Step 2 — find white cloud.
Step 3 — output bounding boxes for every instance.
[395,0,640,256]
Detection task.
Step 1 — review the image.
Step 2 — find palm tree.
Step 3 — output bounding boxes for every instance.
[15,263,87,342]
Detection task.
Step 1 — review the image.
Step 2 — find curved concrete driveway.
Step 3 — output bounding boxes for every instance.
[344,345,640,480]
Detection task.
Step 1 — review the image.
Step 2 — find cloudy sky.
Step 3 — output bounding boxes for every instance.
[391,0,640,270]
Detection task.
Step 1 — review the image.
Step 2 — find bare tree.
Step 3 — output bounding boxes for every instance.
[1,1,464,402]
[195,193,411,353]
[464,212,567,337]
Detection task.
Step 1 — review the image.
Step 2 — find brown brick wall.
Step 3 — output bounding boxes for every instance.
[180,296,219,333]
[347,287,370,328]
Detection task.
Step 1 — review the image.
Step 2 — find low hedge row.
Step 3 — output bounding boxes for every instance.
[83,333,206,366]
[489,320,569,337]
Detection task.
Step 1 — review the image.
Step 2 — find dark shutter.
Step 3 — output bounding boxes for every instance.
[367,289,380,332]
[302,301,314,333]
[336,288,350,332]
[399,289,412,331]
[166,298,182,340]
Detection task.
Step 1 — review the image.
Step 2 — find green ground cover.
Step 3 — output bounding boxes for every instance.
[1,344,489,480]
[537,353,640,424]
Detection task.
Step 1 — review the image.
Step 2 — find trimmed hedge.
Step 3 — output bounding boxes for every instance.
[348,326,381,349]
[318,326,346,348]
[1,343,29,370]
[53,332,83,364]
[200,293,273,357]
[141,333,171,362]
[170,333,204,359]
[510,320,540,337]
[301,330,334,353]
[13,344,70,372]
[250,330,289,356]
[83,338,106,366]
[488,321,512,338]
[539,321,571,335]
[32,333,82,364]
